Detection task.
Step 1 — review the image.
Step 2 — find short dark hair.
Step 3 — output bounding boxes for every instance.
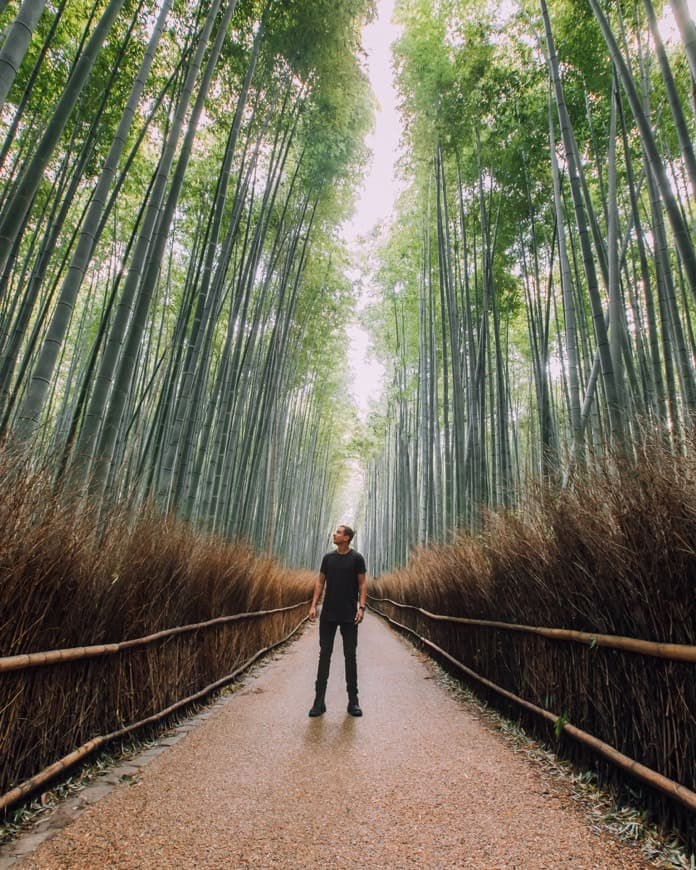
[339,524,355,541]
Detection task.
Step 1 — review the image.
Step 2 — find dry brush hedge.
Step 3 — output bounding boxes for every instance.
[0,453,314,804]
[371,437,696,847]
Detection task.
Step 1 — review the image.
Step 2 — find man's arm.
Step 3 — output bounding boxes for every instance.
[354,572,367,624]
[309,573,326,621]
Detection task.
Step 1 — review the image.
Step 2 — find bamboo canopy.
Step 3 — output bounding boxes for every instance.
[2,0,696,847]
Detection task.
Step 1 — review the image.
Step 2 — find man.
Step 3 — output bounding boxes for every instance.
[308,524,367,717]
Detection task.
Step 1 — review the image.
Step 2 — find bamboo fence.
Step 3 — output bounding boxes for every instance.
[368,595,696,833]
[0,601,309,813]
[0,605,310,672]
[368,596,696,662]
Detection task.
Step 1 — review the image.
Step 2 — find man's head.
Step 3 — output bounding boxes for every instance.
[332,524,354,545]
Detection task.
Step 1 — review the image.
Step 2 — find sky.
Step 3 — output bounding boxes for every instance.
[343,0,403,422]
[660,0,696,41]
[334,0,404,529]
[344,0,403,247]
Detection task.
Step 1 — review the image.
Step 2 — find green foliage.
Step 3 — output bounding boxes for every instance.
[546,0,611,96]
[264,0,375,79]
[367,0,538,394]
[362,0,696,560]
[554,711,569,740]
[0,0,379,558]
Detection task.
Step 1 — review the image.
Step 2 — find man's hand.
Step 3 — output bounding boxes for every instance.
[310,574,325,623]
[354,606,364,625]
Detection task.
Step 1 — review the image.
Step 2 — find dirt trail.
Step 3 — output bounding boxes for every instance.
[7,613,651,869]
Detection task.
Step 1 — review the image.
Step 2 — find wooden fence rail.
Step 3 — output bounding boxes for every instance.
[368,603,696,814]
[0,614,308,814]
[367,596,696,662]
[0,601,310,813]
[0,601,310,673]
[368,597,696,818]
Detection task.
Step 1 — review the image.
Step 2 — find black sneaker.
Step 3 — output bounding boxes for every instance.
[347,701,362,717]
[308,701,326,717]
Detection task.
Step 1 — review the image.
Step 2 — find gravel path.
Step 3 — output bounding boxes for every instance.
[13,613,651,869]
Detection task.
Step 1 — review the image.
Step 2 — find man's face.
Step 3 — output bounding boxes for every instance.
[333,526,349,545]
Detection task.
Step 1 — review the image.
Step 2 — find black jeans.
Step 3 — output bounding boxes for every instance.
[315,618,358,699]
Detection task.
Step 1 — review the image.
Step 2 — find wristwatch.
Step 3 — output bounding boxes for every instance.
[358,605,366,611]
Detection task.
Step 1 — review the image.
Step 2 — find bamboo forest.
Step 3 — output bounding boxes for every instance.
[1,0,695,858]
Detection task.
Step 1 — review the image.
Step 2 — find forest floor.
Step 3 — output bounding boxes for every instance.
[0,614,678,869]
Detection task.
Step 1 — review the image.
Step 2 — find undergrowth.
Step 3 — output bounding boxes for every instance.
[0,641,294,847]
[0,447,314,802]
[432,659,694,870]
[372,429,696,851]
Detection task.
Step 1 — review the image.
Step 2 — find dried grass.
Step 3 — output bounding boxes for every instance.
[0,448,313,800]
[372,431,696,850]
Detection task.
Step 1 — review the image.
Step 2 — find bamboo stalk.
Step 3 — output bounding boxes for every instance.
[367,596,696,663]
[0,601,310,673]
[0,615,308,813]
[370,605,696,815]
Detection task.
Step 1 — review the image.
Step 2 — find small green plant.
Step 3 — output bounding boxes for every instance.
[554,712,569,741]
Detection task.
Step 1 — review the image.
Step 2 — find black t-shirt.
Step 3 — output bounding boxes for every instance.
[319,549,367,622]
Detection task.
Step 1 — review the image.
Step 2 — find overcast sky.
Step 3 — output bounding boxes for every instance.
[344,0,402,426]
